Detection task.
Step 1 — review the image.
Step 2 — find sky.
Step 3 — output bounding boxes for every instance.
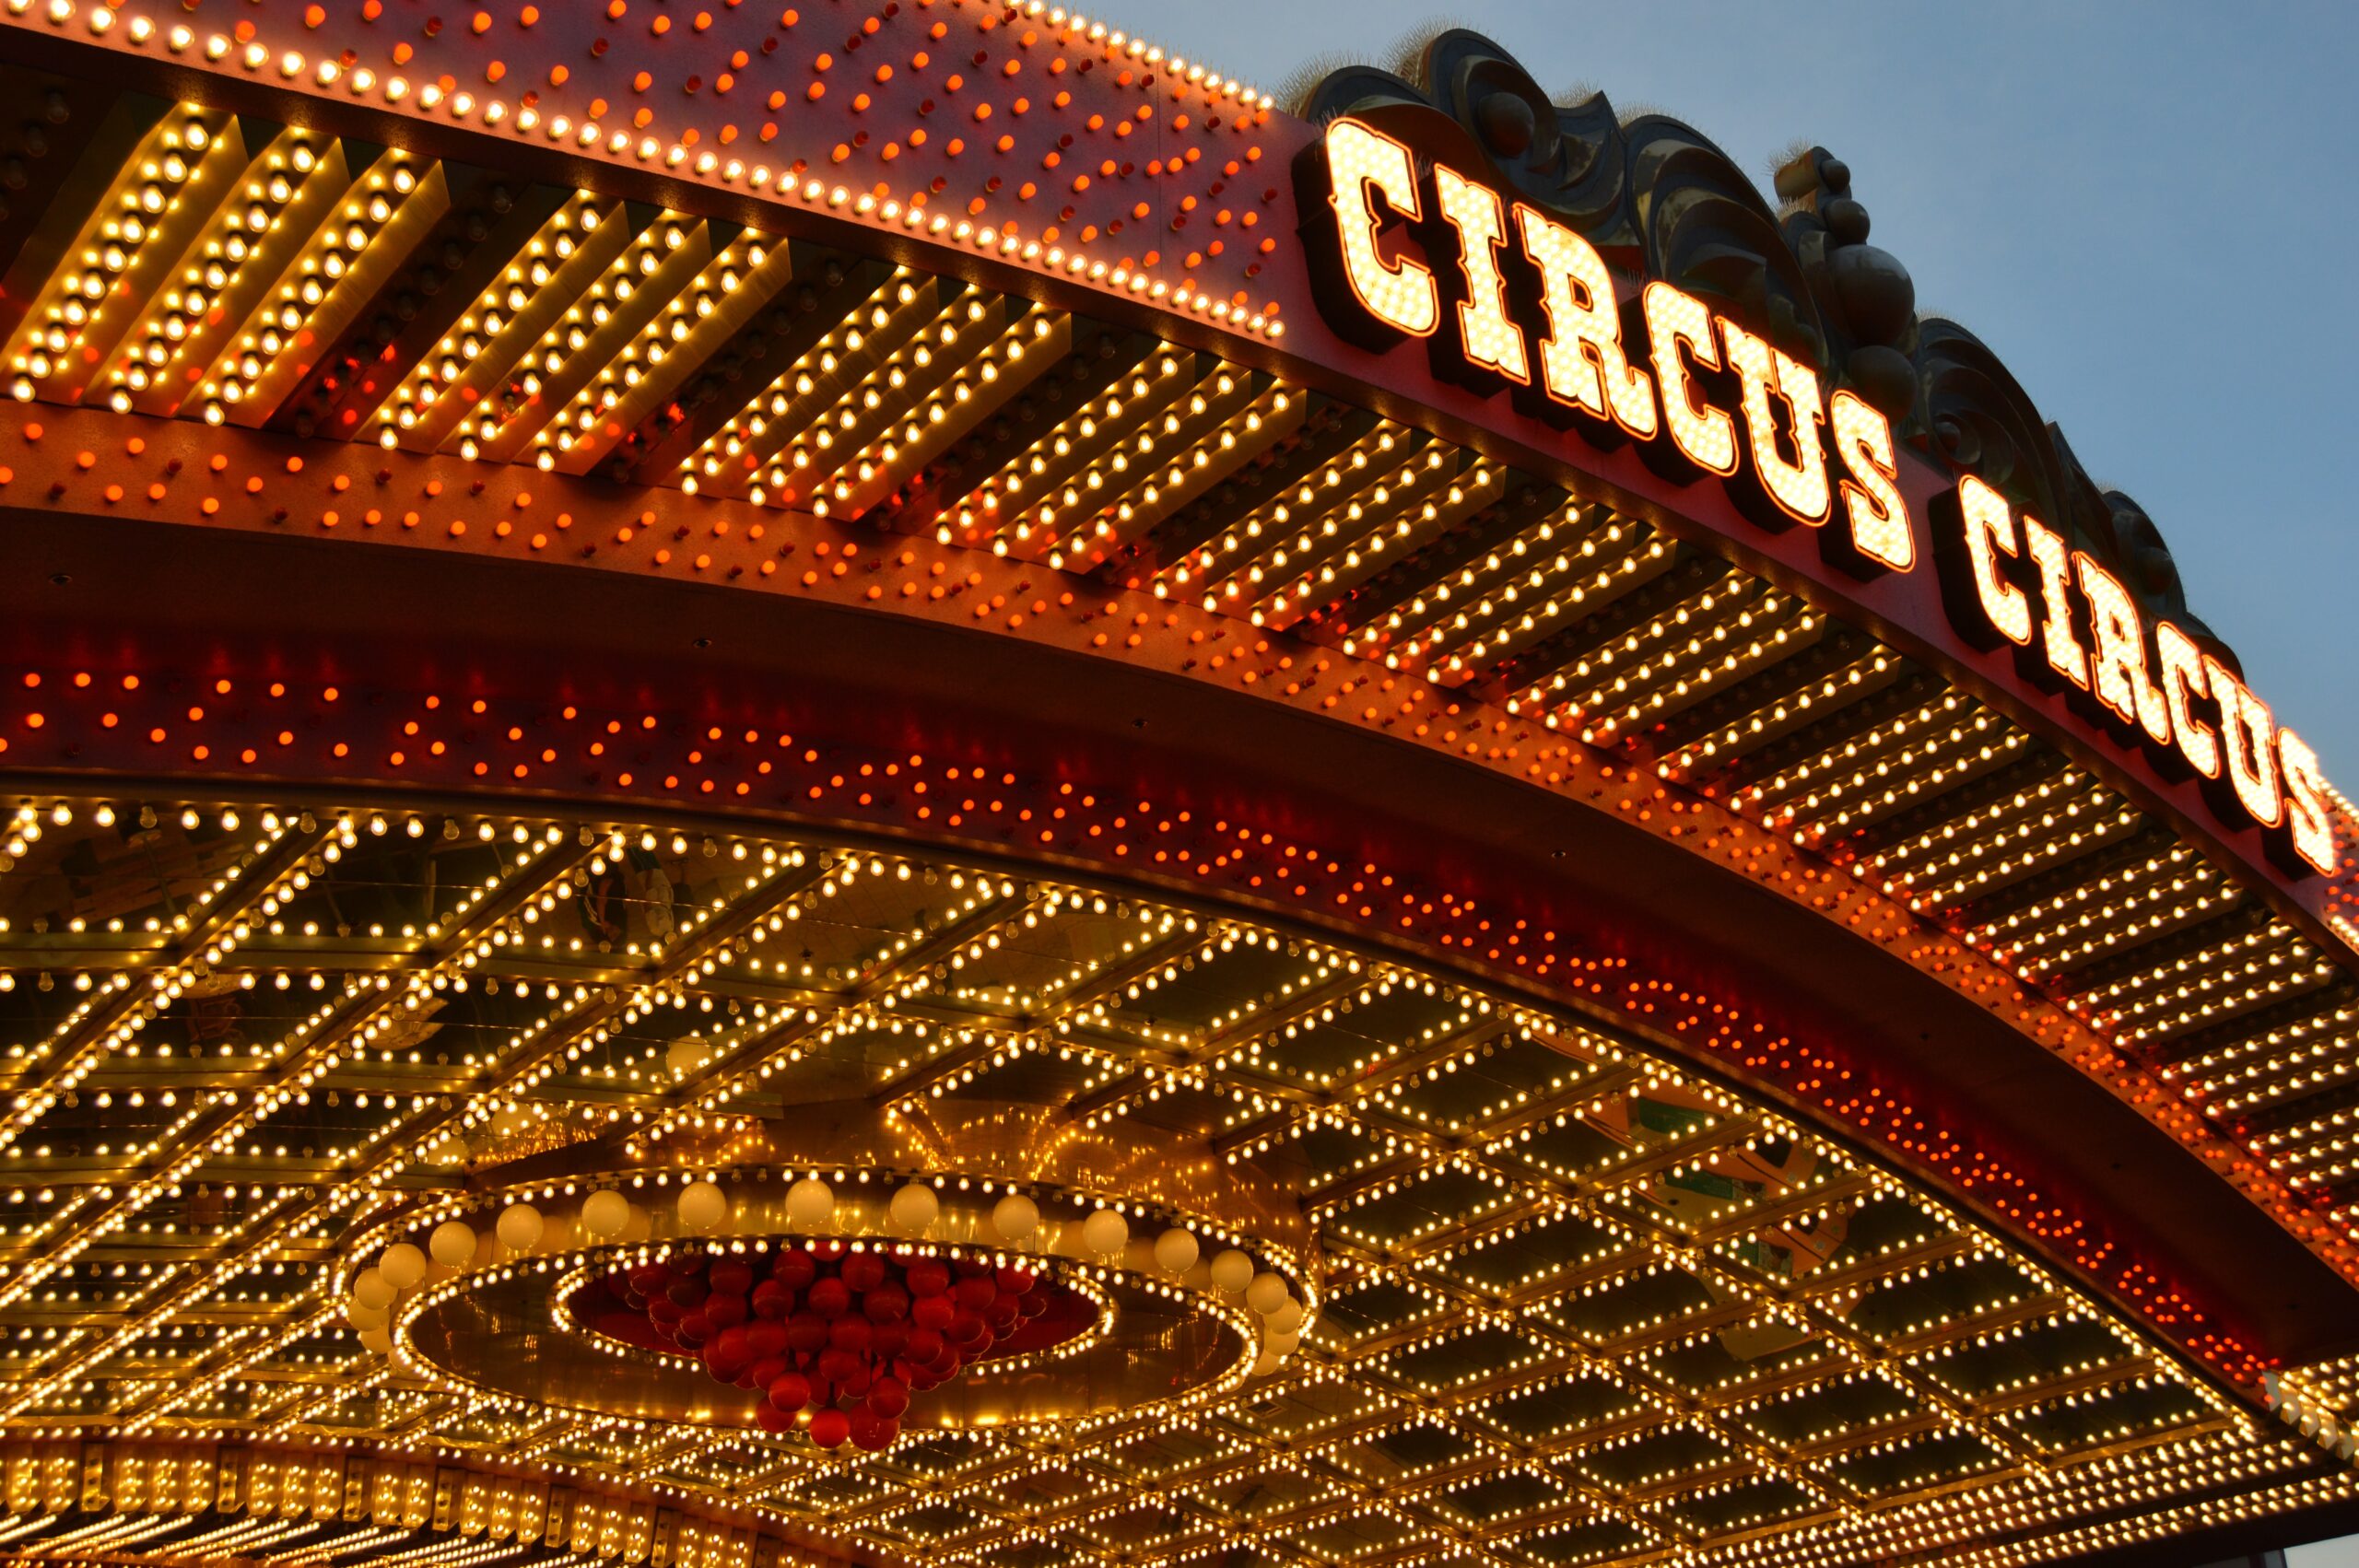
[1096,0,2359,784]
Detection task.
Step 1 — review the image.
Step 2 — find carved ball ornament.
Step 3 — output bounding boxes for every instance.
[579,1243,1073,1450]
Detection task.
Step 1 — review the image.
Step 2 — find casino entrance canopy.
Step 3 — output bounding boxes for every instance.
[0,6,2353,1565]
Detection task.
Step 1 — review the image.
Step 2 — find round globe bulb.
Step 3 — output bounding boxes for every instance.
[1208,1248,1254,1294]
[887,1182,939,1234]
[678,1180,730,1234]
[428,1220,477,1269]
[1246,1271,1290,1315]
[783,1176,834,1230]
[352,1267,395,1313]
[1153,1226,1200,1274]
[992,1192,1039,1242]
[581,1189,630,1238]
[495,1201,543,1253]
[1081,1208,1129,1257]
[377,1241,426,1291]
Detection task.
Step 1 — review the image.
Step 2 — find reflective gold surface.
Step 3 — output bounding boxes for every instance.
[0,795,2310,1567]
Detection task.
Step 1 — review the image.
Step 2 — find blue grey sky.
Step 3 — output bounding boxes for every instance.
[1103,0,2359,784]
[2299,1532,2359,1566]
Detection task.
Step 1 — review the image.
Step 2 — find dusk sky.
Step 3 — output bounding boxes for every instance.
[1099,0,2359,784]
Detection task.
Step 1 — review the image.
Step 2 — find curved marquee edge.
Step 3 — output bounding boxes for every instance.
[0,2,2343,965]
[0,474,2348,1395]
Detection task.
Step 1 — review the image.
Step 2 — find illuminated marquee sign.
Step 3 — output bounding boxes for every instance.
[1301,117,2338,878]
[1938,475,2338,878]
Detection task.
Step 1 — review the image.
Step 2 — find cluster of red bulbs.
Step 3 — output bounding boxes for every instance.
[588,1243,1054,1449]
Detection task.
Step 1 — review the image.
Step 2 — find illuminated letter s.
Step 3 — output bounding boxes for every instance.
[2278,729,2340,875]
[1827,391,1914,572]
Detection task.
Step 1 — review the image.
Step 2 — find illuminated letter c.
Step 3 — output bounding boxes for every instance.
[1322,120,1439,340]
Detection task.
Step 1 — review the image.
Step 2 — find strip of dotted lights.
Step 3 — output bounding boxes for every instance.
[0,1437,823,1568]
[0,0,1293,358]
[0,790,2346,1567]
